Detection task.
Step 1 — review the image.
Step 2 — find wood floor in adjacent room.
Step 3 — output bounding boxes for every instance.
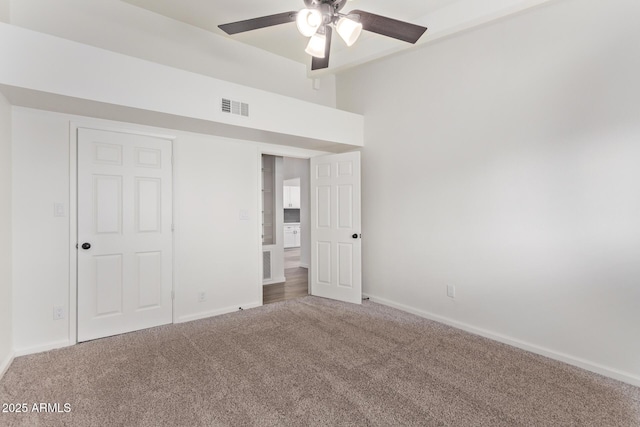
[263,247,308,305]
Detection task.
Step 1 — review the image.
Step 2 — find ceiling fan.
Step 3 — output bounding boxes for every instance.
[218,0,428,71]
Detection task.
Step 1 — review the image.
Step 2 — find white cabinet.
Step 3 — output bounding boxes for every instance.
[290,187,300,208]
[283,186,300,209]
[284,225,295,248]
[284,224,301,248]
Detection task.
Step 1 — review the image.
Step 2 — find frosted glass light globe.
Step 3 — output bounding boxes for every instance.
[296,9,322,37]
[305,32,327,58]
[336,17,362,47]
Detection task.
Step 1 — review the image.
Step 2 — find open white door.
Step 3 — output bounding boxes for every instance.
[310,151,361,304]
[77,128,173,342]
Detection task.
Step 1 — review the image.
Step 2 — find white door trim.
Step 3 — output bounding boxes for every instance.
[68,121,176,345]
[256,147,329,302]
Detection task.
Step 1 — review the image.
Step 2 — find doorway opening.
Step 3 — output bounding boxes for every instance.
[261,154,310,305]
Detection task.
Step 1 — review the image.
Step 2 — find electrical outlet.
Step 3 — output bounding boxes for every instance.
[197,292,206,303]
[447,285,456,298]
[53,306,64,320]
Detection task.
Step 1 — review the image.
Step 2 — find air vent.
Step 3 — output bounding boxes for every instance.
[263,251,272,280]
[221,98,231,113]
[221,98,249,117]
[232,100,240,115]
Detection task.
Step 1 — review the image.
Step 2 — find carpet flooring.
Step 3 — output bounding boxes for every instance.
[1,296,639,426]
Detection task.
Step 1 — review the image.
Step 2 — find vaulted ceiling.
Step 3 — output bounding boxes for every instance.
[122,0,553,74]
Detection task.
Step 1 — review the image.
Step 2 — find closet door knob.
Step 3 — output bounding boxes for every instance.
[81,243,91,250]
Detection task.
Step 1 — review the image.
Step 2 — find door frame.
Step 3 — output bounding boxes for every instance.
[68,121,177,345]
[256,146,324,302]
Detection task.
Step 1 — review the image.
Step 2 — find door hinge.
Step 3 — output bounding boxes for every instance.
[171,290,175,300]
[171,224,175,232]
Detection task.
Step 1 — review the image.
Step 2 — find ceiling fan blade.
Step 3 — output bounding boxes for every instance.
[349,10,427,44]
[311,26,333,71]
[218,11,297,35]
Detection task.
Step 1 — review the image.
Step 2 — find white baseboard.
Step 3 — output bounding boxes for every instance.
[363,293,640,388]
[299,263,309,269]
[262,277,286,286]
[176,301,262,324]
[13,339,72,358]
[0,351,15,380]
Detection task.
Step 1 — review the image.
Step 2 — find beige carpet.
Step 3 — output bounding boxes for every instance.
[1,296,638,426]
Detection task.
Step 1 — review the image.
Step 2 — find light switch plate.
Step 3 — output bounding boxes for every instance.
[54,203,65,217]
[447,285,456,298]
[239,209,250,220]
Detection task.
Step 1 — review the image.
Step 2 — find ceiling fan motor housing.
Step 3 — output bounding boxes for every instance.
[303,0,347,13]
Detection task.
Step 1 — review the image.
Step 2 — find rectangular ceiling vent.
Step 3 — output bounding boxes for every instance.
[221,98,249,117]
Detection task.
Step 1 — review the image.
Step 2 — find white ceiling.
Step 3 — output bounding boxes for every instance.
[121,0,553,74]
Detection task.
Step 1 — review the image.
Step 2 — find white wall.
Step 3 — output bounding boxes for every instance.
[12,109,72,353]
[11,107,326,353]
[0,0,9,23]
[0,23,363,149]
[173,134,261,321]
[0,92,12,376]
[337,0,640,385]
[9,0,336,108]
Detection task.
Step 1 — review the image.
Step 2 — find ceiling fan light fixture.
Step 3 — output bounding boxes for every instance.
[218,2,428,71]
[305,31,327,58]
[296,8,322,37]
[336,16,362,47]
